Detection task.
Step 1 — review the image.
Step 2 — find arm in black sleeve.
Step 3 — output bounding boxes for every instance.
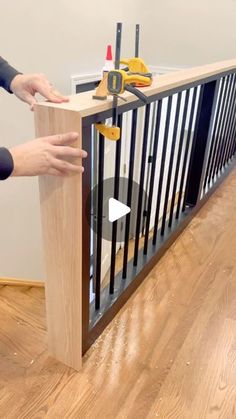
[0,56,21,93]
[0,148,14,180]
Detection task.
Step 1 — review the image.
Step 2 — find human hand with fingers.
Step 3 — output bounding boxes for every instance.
[9,132,87,177]
[10,73,69,110]
[0,57,84,181]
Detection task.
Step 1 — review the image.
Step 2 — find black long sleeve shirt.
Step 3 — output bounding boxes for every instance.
[0,57,21,180]
[0,56,20,93]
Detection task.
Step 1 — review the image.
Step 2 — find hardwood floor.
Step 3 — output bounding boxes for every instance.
[0,169,236,419]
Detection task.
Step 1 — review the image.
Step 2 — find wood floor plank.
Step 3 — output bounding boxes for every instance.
[0,168,235,419]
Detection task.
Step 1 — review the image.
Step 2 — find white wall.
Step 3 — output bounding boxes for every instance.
[0,0,139,280]
[0,0,235,280]
[138,0,236,67]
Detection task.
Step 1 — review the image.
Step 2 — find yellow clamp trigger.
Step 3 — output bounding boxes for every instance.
[95,123,120,141]
[120,57,150,74]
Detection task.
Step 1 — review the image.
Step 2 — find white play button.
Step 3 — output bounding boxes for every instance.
[87,177,148,241]
[108,198,131,222]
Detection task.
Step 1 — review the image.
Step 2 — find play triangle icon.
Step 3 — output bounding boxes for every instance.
[108,198,131,222]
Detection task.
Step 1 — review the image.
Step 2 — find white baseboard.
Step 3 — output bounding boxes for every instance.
[71,72,101,94]
[0,277,44,287]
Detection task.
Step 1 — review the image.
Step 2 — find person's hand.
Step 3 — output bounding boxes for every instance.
[10,132,87,177]
[10,73,69,110]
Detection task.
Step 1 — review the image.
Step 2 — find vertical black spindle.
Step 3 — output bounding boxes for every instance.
[122,109,138,279]
[152,96,173,246]
[95,133,105,310]
[211,75,231,179]
[183,80,218,209]
[229,102,236,153]
[109,114,123,294]
[175,87,198,217]
[161,92,182,236]
[229,117,236,158]
[133,104,151,266]
[168,90,190,228]
[143,100,163,254]
[226,125,235,161]
[233,137,236,155]
[220,74,236,170]
[223,77,236,166]
[207,77,227,183]
[142,101,158,236]
[203,77,225,188]
[214,74,234,175]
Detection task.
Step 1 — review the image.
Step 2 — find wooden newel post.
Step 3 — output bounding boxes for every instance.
[34,105,83,371]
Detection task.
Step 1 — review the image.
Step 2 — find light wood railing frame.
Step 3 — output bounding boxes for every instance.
[34,59,236,371]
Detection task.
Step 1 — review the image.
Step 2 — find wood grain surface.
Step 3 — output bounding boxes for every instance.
[0,168,235,418]
[35,106,83,371]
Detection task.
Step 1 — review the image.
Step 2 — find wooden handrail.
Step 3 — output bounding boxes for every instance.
[37,59,236,117]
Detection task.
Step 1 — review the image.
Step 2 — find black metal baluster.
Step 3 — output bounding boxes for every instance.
[143,101,163,254]
[109,114,123,294]
[142,101,158,236]
[203,77,225,188]
[95,133,105,310]
[233,136,236,155]
[223,78,236,165]
[152,96,173,246]
[211,75,231,179]
[217,74,235,172]
[229,116,236,158]
[122,109,138,279]
[184,80,219,208]
[175,87,198,217]
[168,90,190,228]
[229,102,236,157]
[161,92,182,236]
[221,74,236,169]
[133,104,151,266]
[226,125,235,162]
[232,138,236,157]
[232,118,236,150]
[207,77,227,183]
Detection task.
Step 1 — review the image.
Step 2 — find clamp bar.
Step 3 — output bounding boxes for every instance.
[135,24,140,58]
[112,22,122,127]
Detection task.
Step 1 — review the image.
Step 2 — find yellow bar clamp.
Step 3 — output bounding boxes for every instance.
[95,123,120,141]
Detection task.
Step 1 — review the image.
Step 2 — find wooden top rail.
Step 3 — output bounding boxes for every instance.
[36,59,236,118]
